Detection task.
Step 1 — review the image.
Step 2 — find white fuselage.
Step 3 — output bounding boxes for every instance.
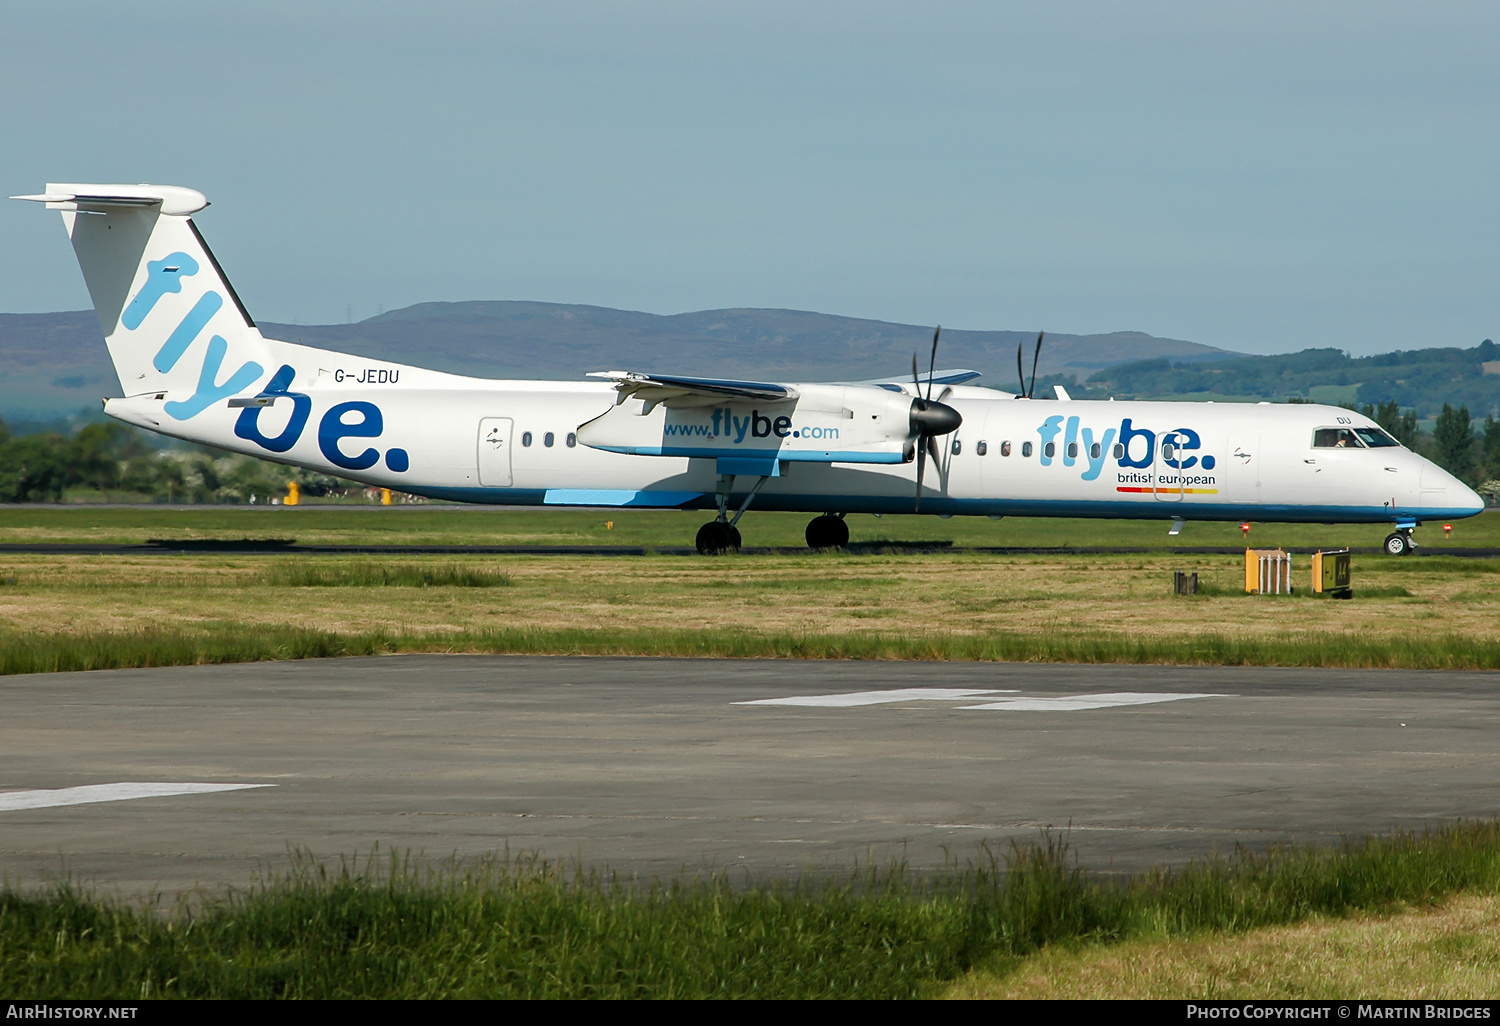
[104,349,1484,524]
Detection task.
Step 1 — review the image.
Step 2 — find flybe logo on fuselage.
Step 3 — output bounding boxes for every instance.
[1035,415,1218,491]
[120,252,410,475]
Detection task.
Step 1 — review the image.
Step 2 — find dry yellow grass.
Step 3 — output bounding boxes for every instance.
[0,550,1495,644]
[943,894,1500,999]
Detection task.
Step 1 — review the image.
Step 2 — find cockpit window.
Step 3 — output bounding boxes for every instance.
[1353,426,1400,448]
[1313,428,1365,449]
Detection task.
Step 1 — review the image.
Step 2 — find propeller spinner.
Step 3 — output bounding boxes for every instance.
[909,325,963,511]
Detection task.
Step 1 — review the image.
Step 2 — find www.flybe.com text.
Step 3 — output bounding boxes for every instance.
[662,409,838,443]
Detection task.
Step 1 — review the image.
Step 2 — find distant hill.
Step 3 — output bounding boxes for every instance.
[1059,341,1500,419]
[0,302,1237,419]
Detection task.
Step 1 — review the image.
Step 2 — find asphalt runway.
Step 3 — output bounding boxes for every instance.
[2,655,1498,897]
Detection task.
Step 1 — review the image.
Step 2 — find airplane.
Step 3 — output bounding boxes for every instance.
[13,182,1486,557]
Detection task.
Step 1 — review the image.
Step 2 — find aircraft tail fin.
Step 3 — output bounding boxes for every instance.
[13,183,270,419]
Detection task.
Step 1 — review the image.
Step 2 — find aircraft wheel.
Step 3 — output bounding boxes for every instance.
[1383,531,1412,556]
[696,522,740,555]
[805,515,849,550]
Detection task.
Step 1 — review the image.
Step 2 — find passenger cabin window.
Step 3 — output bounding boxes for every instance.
[566,432,577,448]
[1000,440,1011,457]
[951,439,962,455]
[1090,442,1102,459]
[1021,441,1033,457]
[1161,441,1176,460]
[1353,427,1399,448]
[976,440,988,456]
[1066,442,1078,459]
[1314,428,1365,449]
[1113,443,1124,459]
[544,432,555,447]
[1043,442,1055,458]
[521,431,533,447]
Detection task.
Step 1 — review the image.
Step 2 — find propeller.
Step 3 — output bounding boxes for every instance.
[926,325,940,400]
[909,325,962,511]
[1028,331,1044,399]
[1015,331,1046,398]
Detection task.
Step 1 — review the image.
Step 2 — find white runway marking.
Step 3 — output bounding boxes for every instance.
[737,688,1232,712]
[0,782,273,812]
[960,692,1229,712]
[736,688,1018,708]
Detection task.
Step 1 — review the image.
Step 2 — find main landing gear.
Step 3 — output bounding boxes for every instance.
[695,473,853,555]
[1384,528,1416,556]
[695,521,742,555]
[805,514,849,550]
[697,513,851,554]
[695,473,770,555]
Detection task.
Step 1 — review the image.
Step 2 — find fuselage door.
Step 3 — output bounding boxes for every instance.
[478,417,514,487]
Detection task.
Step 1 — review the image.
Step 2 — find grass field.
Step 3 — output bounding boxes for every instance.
[0,509,1498,674]
[945,894,1500,1000]
[5,822,1500,999]
[1,505,1498,550]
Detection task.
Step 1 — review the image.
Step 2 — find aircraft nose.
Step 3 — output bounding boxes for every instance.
[1459,481,1486,515]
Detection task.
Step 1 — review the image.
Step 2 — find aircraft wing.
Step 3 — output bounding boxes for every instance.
[587,371,798,407]
[844,369,982,393]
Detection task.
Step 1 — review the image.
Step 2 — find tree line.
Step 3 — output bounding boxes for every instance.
[1353,399,1500,497]
[0,417,352,504]
[1056,339,1500,420]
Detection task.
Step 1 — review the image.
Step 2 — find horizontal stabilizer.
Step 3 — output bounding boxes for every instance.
[12,183,209,216]
[588,370,798,406]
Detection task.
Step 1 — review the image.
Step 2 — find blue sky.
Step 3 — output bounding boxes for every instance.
[2,1,1495,355]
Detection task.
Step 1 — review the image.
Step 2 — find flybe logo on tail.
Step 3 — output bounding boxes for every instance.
[120,250,411,474]
[123,253,199,329]
[121,251,263,420]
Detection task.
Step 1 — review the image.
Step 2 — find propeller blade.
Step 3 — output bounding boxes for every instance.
[914,443,926,512]
[911,352,921,396]
[1028,331,1044,399]
[1016,342,1026,396]
[928,433,942,470]
[927,326,941,401]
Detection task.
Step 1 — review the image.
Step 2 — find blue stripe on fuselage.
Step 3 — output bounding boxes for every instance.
[393,486,1483,523]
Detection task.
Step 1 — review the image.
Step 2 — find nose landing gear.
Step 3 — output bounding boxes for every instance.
[805,514,849,551]
[1383,529,1416,556]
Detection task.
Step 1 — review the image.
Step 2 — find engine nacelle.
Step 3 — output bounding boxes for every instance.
[575,384,919,465]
